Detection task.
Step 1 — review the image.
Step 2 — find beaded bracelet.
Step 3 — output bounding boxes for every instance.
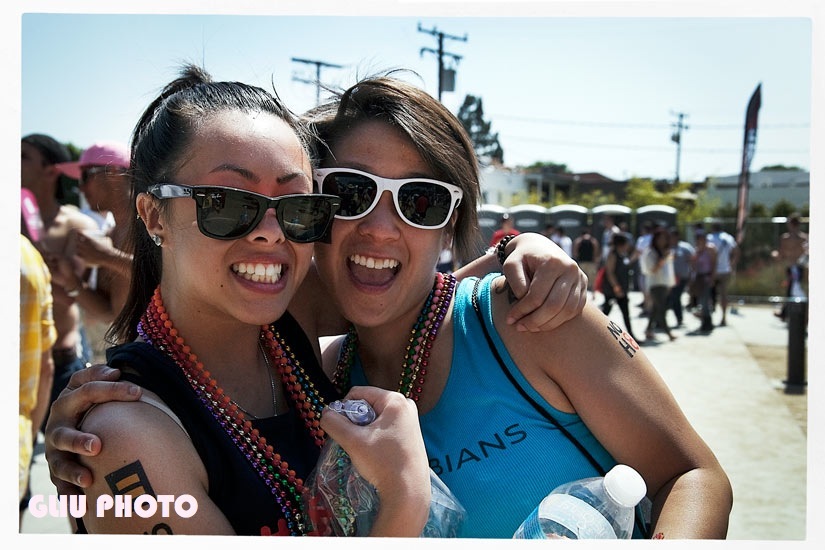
[496,234,517,265]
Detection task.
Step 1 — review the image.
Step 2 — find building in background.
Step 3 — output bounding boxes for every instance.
[704,169,809,211]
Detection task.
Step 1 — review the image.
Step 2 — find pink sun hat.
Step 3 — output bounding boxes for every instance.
[56,141,130,180]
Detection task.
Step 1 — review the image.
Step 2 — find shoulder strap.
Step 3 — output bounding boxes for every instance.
[470,277,606,476]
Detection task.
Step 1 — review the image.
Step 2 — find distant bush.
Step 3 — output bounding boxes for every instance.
[729,260,799,297]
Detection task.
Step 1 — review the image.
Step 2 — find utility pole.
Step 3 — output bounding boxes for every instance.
[291,57,343,106]
[418,22,467,101]
[670,111,689,184]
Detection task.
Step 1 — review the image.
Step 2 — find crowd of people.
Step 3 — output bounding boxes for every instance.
[597,219,741,344]
[495,210,759,346]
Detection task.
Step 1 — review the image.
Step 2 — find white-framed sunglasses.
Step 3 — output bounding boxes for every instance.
[313,167,463,230]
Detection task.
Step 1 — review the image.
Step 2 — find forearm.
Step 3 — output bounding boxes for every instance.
[368,484,430,537]
[648,467,733,539]
[455,232,556,280]
[454,247,500,279]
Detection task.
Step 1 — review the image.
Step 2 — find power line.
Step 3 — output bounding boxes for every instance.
[489,114,809,130]
[499,134,808,155]
[290,57,344,106]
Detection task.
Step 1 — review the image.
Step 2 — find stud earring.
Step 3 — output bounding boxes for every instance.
[151,234,163,247]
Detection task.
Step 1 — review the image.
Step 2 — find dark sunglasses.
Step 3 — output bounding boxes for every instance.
[147,184,340,243]
[313,167,463,229]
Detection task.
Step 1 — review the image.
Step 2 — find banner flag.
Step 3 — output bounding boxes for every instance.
[735,83,762,245]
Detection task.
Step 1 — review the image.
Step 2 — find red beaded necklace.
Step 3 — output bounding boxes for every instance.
[333,272,456,400]
[137,286,328,535]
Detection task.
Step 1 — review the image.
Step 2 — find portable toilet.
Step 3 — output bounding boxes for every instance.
[591,204,633,236]
[635,204,678,233]
[477,204,509,247]
[547,204,589,241]
[508,204,548,235]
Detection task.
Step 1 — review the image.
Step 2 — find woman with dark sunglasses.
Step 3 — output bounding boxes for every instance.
[43,67,589,536]
[303,76,731,538]
[46,65,439,536]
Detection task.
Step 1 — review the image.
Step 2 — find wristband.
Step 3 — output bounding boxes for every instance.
[496,234,517,265]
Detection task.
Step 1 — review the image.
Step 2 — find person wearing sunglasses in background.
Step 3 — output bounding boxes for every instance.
[20,134,101,435]
[303,75,731,538]
[43,66,588,536]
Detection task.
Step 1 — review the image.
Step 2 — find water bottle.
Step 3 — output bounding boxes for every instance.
[513,464,646,539]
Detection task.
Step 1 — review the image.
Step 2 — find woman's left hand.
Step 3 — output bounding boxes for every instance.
[500,233,588,332]
[320,386,431,536]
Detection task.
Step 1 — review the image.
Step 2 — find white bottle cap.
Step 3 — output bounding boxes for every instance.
[604,464,647,507]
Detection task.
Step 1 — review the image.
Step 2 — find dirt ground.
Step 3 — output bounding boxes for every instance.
[746,344,808,435]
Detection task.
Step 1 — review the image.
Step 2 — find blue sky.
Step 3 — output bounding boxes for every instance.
[15,3,815,184]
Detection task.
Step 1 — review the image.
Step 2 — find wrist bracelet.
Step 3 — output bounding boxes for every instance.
[496,234,517,265]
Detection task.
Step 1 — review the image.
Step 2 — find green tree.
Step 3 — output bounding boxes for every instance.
[457,94,504,164]
[570,189,616,210]
[771,199,799,218]
[623,177,663,209]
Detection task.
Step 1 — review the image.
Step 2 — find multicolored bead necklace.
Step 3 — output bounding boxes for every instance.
[137,286,328,535]
[333,272,457,400]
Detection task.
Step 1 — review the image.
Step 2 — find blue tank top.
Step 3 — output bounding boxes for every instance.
[349,274,621,538]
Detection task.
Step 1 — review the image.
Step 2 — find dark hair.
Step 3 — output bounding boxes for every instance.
[109,64,311,344]
[611,233,629,247]
[651,225,669,257]
[22,133,71,165]
[304,75,483,263]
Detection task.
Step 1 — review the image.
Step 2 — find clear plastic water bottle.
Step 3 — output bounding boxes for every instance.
[513,464,646,539]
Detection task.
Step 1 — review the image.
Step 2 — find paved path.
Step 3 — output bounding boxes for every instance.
[18,292,812,540]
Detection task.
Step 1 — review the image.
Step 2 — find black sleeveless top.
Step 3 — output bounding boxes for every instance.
[576,236,596,262]
[97,312,341,535]
[604,249,631,297]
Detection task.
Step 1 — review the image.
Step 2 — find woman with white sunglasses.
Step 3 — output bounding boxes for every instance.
[306,76,732,538]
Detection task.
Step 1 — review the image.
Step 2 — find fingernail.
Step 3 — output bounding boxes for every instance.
[128,385,141,396]
[84,438,94,453]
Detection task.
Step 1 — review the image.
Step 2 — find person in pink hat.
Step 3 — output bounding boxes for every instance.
[55,141,131,238]
[55,142,134,361]
[21,134,100,435]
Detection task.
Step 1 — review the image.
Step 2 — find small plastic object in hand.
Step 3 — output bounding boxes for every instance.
[328,398,376,425]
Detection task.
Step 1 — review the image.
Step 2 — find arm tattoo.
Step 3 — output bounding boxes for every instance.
[148,522,174,535]
[105,460,156,498]
[606,320,639,359]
